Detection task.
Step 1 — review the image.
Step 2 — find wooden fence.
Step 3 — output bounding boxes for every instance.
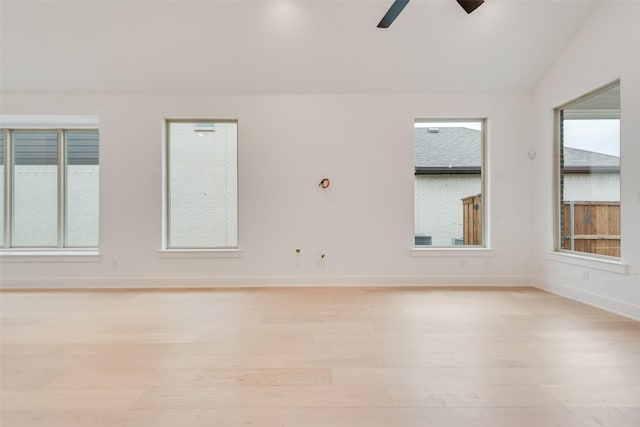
[562,201,620,257]
[462,194,482,246]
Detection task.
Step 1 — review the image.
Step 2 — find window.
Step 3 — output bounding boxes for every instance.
[165,120,238,249]
[556,82,620,258]
[0,128,99,249]
[0,131,4,246]
[414,119,486,247]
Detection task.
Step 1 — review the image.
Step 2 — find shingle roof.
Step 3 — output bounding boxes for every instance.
[414,127,620,172]
[414,127,481,170]
[563,147,619,168]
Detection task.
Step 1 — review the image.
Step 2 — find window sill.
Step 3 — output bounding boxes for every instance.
[544,251,627,274]
[0,250,102,263]
[157,249,243,258]
[411,248,495,257]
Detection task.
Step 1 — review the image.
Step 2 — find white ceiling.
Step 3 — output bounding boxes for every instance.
[0,0,599,94]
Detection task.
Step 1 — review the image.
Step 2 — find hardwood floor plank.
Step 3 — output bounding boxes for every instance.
[374,351,640,368]
[192,368,332,386]
[541,385,640,407]
[332,366,640,385]
[44,369,202,388]
[1,286,639,426]
[388,384,563,407]
[2,407,638,427]
[616,407,640,425]
[0,410,165,427]
[0,389,146,411]
[279,407,639,427]
[132,385,393,409]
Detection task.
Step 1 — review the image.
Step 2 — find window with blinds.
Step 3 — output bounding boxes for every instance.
[0,128,99,249]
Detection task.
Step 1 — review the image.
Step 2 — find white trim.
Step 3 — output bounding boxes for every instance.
[532,277,640,321]
[413,118,489,249]
[0,275,531,289]
[544,251,627,274]
[411,248,495,257]
[157,249,243,258]
[0,115,99,129]
[0,250,101,263]
[562,109,620,120]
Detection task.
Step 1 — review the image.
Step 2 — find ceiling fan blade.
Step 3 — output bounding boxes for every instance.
[456,0,484,14]
[377,0,410,28]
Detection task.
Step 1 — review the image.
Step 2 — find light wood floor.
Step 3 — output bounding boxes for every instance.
[1,286,639,427]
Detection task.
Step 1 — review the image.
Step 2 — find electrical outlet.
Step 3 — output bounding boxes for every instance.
[459,259,466,268]
[483,258,489,268]
[582,270,589,280]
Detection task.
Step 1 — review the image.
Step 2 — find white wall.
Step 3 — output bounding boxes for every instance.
[531,1,640,319]
[0,93,533,287]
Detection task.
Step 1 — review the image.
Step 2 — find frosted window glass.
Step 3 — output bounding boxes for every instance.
[168,121,238,248]
[65,131,99,247]
[12,130,58,247]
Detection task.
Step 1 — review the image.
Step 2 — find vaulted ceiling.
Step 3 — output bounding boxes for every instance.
[0,0,599,94]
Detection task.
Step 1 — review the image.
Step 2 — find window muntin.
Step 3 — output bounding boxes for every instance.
[0,128,99,249]
[166,120,238,249]
[557,82,620,258]
[414,120,485,247]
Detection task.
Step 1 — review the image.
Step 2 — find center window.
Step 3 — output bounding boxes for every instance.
[165,120,238,249]
[414,119,486,247]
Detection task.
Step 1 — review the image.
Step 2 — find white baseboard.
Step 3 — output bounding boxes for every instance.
[4,275,636,321]
[0,275,532,289]
[532,277,640,321]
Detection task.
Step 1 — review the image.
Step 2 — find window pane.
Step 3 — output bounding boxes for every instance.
[559,84,620,257]
[168,121,238,248]
[12,130,58,247]
[65,130,99,247]
[414,121,484,247]
[0,130,4,246]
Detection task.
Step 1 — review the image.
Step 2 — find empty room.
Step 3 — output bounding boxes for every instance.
[0,0,639,426]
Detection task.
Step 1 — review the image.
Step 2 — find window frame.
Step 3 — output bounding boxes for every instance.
[0,127,99,251]
[163,118,240,252]
[412,118,489,250]
[553,80,621,260]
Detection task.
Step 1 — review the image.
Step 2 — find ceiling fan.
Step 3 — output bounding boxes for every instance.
[377,0,484,28]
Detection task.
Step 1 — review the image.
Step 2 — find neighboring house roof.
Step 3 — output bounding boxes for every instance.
[563,147,619,173]
[414,127,620,174]
[414,127,481,174]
